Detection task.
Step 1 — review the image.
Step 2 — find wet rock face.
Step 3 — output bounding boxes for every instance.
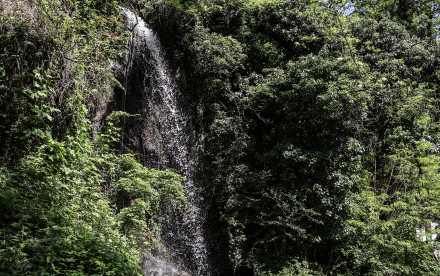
[119,12,196,172]
[119,51,164,167]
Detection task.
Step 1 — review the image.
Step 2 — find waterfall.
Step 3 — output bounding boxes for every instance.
[121,8,210,276]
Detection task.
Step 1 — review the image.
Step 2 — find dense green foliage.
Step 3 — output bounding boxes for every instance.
[0,0,186,274]
[2,0,440,275]
[137,0,440,274]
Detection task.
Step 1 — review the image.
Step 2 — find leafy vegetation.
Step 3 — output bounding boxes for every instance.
[0,0,186,274]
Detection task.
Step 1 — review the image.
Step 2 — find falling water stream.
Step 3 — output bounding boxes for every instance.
[121,8,210,276]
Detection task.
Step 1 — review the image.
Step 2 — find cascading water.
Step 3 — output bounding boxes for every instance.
[121,8,210,276]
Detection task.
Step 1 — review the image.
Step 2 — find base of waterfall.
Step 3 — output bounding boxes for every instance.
[141,252,191,276]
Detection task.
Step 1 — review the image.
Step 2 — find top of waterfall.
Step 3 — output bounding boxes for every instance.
[120,7,150,35]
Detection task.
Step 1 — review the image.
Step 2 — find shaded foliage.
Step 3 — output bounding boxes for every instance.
[136,0,440,274]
